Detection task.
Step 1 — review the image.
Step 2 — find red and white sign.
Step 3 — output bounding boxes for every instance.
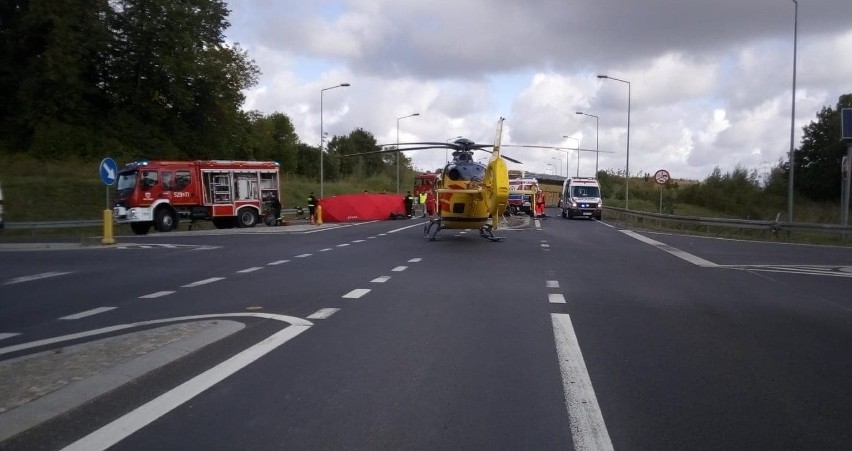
[654,169,671,185]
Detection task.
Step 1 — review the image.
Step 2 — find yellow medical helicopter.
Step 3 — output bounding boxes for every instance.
[357,117,517,241]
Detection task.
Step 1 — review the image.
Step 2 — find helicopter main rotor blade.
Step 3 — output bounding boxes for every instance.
[479,148,523,164]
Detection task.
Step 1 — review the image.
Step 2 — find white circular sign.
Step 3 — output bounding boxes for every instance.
[654,169,670,185]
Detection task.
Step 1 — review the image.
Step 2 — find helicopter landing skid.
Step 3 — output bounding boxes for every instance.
[424,218,442,241]
[479,225,503,242]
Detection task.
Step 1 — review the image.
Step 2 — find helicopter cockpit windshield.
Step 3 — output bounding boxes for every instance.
[445,160,486,183]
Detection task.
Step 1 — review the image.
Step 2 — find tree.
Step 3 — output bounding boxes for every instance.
[793,94,852,201]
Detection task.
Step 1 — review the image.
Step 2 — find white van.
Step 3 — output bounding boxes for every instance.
[561,177,602,220]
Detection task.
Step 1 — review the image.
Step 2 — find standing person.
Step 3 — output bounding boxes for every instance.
[269,193,282,224]
[418,192,427,217]
[307,191,318,224]
[404,191,414,218]
[426,190,436,217]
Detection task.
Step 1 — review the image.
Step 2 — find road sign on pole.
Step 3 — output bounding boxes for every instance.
[100,158,118,186]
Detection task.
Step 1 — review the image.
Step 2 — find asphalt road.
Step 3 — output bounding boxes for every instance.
[1,211,851,450]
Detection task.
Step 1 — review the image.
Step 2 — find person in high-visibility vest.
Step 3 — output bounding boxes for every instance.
[535,186,546,217]
[307,191,318,224]
[418,192,427,217]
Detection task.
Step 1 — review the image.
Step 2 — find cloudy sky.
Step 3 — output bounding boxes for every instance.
[225,0,852,181]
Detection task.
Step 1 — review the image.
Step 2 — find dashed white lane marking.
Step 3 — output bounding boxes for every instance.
[337,243,351,247]
[551,313,614,451]
[307,308,340,320]
[408,258,422,263]
[352,239,366,243]
[371,276,391,283]
[295,253,312,258]
[541,243,551,248]
[237,267,263,274]
[535,219,542,229]
[60,316,311,451]
[0,333,20,341]
[548,294,566,304]
[4,271,73,285]
[367,236,377,239]
[268,260,290,265]
[59,307,117,320]
[342,289,371,299]
[546,280,560,288]
[391,266,407,272]
[182,277,225,288]
[139,291,175,299]
[320,248,333,252]
[620,230,718,267]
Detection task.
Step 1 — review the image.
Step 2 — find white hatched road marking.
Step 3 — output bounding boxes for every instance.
[548,294,566,304]
[546,280,560,288]
[307,308,340,320]
[408,258,422,263]
[621,230,718,267]
[0,333,20,341]
[236,267,263,274]
[268,260,290,265]
[551,313,614,451]
[182,277,225,288]
[59,307,116,320]
[342,289,370,299]
[58,313,311,451]
[4,271,72,285]
[721,264,852,278]
[391,266,407,272]
[139,291,175,299]
[371,276,391,283]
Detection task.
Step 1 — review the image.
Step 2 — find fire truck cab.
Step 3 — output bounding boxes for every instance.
[113,160,280,234]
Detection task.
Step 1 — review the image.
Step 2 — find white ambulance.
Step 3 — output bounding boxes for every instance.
[561,177,602,220]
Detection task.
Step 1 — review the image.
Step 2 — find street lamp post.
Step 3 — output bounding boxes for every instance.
[597,74,631,209]
[788,0,798,223]
[562,136,580,177]
[576,111,600,175]
[396,113,420,194]
[320,83,350,198]
[551,157,563,176]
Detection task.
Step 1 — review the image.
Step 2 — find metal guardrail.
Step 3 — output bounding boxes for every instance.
[3,208,307,231]
[604,206,852,243]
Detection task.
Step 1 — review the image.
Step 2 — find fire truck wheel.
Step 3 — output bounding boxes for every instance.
[236,208,258,228]
[130,222,151,235]
[154,208,177,232]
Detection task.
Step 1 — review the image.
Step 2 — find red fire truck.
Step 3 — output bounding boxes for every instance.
[112,160,281,235]
[413,171,439,197]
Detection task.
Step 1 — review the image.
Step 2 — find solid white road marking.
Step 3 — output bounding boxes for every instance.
[139,291,175,299]
[548,294,566,304]
[59,307,117,320]
[307,308,340,320]
[295,253,312,258]
[620,230,718,267]
[551,313,614,451]
[342,289,370,299]
[546,280,560,288]
[386,223,423,234]
[4,271,72,285]
[182,277,225,288]
[267,260,290,266]
[391,266,407,272]
[60,322,311,451]
[371,276,391,283]
[0,333,20,341]
[408,258,422,263]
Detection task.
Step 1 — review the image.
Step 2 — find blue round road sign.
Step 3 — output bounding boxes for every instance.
[100,158,118,185]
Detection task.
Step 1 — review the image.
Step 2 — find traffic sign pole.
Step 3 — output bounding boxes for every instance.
[99,158,118,245]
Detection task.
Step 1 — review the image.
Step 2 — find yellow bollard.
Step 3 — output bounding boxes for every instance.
[316,205,323,225]
[101,209,115,245]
